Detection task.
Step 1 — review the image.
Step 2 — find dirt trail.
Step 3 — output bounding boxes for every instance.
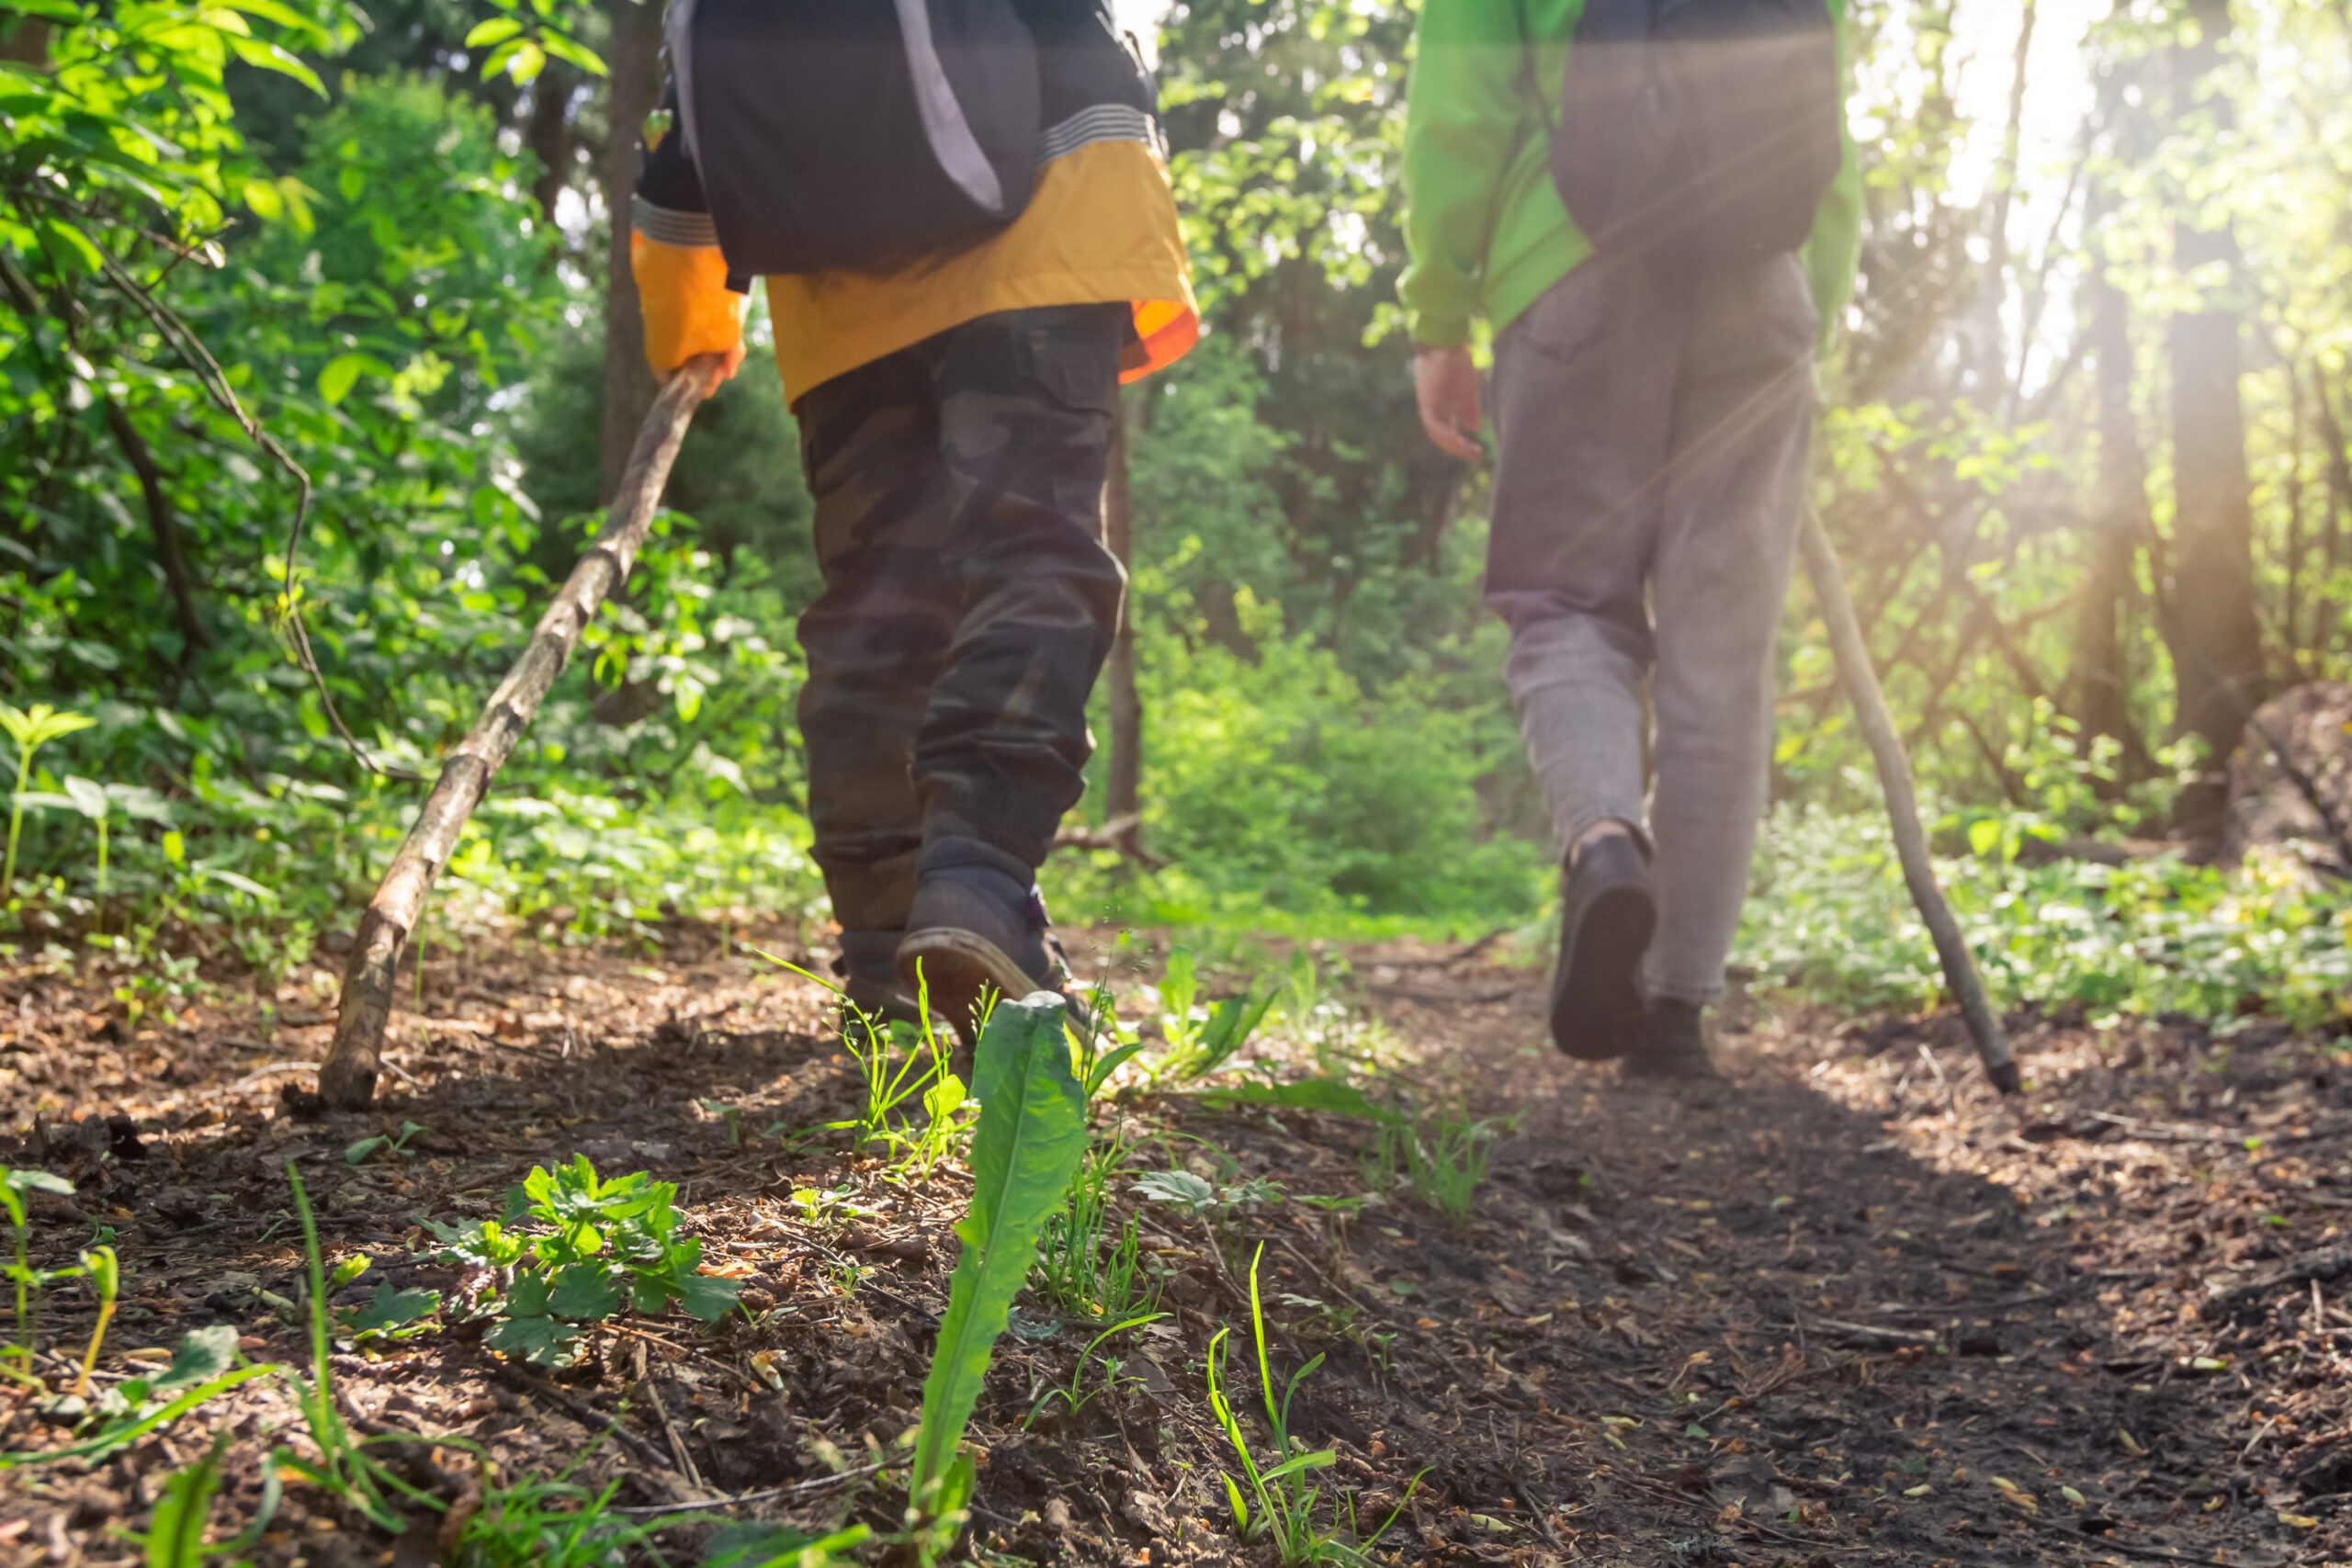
[0,926,2344,1567]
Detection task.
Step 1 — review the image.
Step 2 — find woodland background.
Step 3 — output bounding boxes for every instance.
[3,0,2348,1033]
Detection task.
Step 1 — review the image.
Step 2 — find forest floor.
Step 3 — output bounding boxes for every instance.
[3,920,2351,1568]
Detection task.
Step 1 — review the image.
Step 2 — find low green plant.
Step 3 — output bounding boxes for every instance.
[1,703,96,897]
[2,1166,73,1382]
[1035,1133,1159,1323]
[344,1121,428,1165]
[439,1468,664,1567]
[703,1521,875,1567]
[1146,948,1281,1086]
[1022,1312,1167,1429]
[130,1429,236,1567]
[335,1278,442,1347]
[425,1156,741,1366]
[1132,1167,1286,1224]
[752,947,955,1147]
[1400,1103,1513,1228]
[70,1245,119,1396]
[1206,1246,1419,1563]
[1739,801,2352,1029]
[909,994,1090,1555]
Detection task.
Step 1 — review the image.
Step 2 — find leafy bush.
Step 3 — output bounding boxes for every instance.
[425,1156,741,1365]
[1739,802,2352,1029]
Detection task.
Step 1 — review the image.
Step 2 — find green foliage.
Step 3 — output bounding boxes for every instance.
[1397,1104,1512,1230]
[1142,947,1280,1085]
[1205,1244,1415,1563]
[1740,803,2352,1029]
[135,1431,233,1568]
[1021,1312,1167,1430]
[424,1156,739,1366]
[343,1120,425,1165]
[1035,1133,1159,1324]
[910,995,1090,1529]
[1,1165,72,1379]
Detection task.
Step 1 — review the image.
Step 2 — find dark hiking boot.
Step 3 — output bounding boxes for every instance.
[833,929,920,1032]
[1549,834,1655,1060]
[1622,998,1724,1085]
[897,838,1074,1043]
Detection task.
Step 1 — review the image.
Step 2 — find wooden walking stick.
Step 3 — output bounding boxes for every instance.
[319,358,725,1109]
[1799,507,2020,1095]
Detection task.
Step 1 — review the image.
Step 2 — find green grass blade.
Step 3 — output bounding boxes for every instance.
[910,995,1089,1507]
[144,1431,228,1567]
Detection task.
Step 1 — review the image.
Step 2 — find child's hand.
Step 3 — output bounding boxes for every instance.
[671,345,746,385]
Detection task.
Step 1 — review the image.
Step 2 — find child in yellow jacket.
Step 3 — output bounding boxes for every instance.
[630,1,1196,1034]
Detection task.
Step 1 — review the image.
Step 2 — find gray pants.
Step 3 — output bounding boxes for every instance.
[1487,254,1817,1004]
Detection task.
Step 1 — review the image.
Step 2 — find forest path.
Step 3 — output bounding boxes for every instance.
[0,925,2342,1567]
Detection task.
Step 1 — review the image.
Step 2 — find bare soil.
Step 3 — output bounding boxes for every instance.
[2,922,2347,1568]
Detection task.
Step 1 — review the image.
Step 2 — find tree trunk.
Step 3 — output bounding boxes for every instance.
[0,17,47,63]
[1979,0,2036,410]
[2076,218,2147,771]
[1103,394,1142,856]
[526,62,573,225]
[598,0,664,503]
[2165,0,2265,845]
[100,397,208,658]
[2313,365,2352,666]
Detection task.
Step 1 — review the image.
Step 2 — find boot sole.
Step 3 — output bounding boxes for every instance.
[1550,884,1656,1061]
[898,928,1042,1045]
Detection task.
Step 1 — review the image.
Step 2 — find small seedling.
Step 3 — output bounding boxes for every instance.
[344,1120,428,1165]
[1023,1312,1167,1429]
[1205,1246,1421,1562]
[1,703,95,896]
[70,1246,118,1397]
[1,1167,73,1382]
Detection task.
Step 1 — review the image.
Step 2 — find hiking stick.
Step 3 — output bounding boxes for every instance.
[318,358,725,1109]
[1799,507,2020,1095]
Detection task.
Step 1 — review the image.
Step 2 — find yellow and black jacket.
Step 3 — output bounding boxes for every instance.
[630,0,1197,404]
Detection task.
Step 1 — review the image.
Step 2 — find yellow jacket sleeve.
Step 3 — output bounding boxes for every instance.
[630,231,749,378]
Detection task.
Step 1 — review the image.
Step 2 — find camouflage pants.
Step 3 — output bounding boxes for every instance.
[794,303,1127,931]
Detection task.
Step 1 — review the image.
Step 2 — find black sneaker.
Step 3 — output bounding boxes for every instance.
[1550,834,1655,1060]
[832,930,921,1031]
[896,837,1073,1043]
[1622,998,1724,1084]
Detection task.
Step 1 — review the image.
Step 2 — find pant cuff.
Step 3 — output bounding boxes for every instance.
[1641,970,1724,1006]
[1561,808,1651,864]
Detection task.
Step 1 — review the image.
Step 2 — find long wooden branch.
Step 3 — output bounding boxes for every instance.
[1800,508,2019,1095]
[319,359,721,1108]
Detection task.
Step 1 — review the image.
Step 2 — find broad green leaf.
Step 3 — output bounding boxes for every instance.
[225,33,323,96]
[539,28,607,77]
[61,776,106,818]
[910,995,1088,1507]
[669,1270,742,1323]
[317,353,386,405]
[547,1261,619,1320]
[151,1326,236,1394]
[348,1282,437,1336]
[462,16,524,47]
[482,1314,579,1366]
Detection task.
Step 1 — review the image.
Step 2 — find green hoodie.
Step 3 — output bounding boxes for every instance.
[1398,0,1863,348]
